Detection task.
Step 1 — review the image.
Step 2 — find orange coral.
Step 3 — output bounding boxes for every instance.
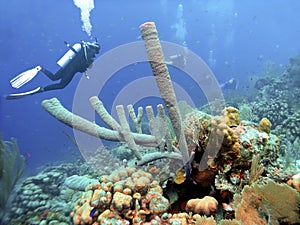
[258,117,272,134]
[185,196,218,216]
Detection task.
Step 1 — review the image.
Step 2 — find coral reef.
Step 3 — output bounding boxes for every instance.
[71,167,170,224]
[81,145,122,176]
[229,54,300,175]
[286,54,300,86]
[5,162,99,224]
[29,22,299,225]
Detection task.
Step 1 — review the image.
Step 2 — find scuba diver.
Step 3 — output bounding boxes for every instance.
[6,40,100,100]
[220,78,238,92]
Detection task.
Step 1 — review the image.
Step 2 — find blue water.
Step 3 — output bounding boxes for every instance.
[1,0,300,171]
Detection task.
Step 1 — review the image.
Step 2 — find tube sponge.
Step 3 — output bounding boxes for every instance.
[139,22,189,165]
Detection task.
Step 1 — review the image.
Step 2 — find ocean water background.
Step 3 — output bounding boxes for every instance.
[1,0,300,172]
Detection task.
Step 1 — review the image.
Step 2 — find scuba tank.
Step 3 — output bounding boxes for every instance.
[57,43,82,68]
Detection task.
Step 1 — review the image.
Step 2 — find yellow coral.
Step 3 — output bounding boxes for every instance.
[222,107,241,127]
[112,191,132,213]
[258,117,272,134]
[174,169,186,184]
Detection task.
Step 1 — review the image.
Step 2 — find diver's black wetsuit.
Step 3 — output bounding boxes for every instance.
[39,41,100,92]
[5,41,100,100]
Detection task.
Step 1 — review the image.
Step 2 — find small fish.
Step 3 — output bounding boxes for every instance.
[25,152,31,158]
[90,207,97,217]
[222,203,233,211]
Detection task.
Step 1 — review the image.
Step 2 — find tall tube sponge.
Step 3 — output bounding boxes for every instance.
[73,0,94,36]
[139,22,190,166]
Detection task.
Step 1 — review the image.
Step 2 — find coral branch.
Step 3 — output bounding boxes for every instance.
[136,152,183,166]
[42,97,183,164]
[157,104,173,152]
[90,96,121,131]
[116,105,142,160]
[140,22,190,165]
[127,104,143,133]
[42,98,157,146]
[146,105,162,144]
[42,97,121,141]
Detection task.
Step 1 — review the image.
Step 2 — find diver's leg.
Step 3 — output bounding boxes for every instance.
[40,67,62,81]
[41,74,74,92]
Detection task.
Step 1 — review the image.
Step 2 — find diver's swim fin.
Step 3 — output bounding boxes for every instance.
[6,87,42,100]
[10,66,42,89]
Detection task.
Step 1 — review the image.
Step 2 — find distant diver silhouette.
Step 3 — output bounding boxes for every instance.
[220,78,238,92]
[6,40,100,100]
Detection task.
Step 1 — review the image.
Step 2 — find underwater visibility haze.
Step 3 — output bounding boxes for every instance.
[0,0,300,224]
